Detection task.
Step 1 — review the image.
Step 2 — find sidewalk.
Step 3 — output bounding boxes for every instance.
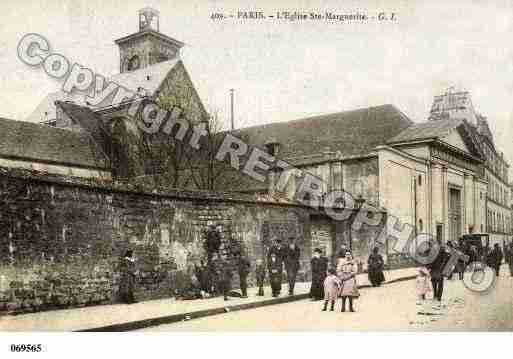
[0,267,416,332]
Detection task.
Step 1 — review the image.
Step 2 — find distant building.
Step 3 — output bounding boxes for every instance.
[0,116,110,179]
[236,102,489,259]
[428,89,512,246]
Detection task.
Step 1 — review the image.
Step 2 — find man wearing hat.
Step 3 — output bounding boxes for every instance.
[267,238,286,296]
[284,238,301,295]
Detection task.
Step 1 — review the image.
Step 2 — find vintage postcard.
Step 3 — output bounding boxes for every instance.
[0,0,512,354]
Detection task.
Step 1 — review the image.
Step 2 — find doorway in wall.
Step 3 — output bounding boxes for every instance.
[449,187,462,243]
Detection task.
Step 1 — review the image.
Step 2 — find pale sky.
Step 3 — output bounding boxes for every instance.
[1,0,513,167]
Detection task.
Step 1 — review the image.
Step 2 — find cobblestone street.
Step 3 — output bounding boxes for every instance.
[142,267,513,331]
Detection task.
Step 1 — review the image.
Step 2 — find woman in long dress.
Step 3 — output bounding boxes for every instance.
[337,251,359,312]
[367,247,385,287]
[119,250,137,304]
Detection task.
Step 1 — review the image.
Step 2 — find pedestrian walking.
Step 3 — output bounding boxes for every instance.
[367,247,385,287]
[455,243,466,280]
[214,255,232,301]
[310,248,328,301]
[337,251,359,312]
[284,238,301,295]
[237,254,251,298]
[427,243,450,307]
[506,243,513,277]
[416,267,432,305]
[255,258,266,296]
[322,267,341,312]
[119,249,137,304]
[488,243,503,277]
[268,252,283,297]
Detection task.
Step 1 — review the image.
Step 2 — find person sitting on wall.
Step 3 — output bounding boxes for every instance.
[119,249,137,304]
[204,224,222,264]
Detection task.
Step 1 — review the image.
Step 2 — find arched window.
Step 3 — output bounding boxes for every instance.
[418,218,423,232]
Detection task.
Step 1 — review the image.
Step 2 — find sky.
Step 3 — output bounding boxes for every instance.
[1,0,513,167]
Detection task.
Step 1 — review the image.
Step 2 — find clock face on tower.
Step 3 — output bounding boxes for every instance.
[127,55,140,71]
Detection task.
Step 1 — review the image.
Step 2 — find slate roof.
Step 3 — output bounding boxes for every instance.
[26,58,181,123]
[0,117,109,169]
[387,118,463,144]
[56,101,112,158]
[233,104,413,164]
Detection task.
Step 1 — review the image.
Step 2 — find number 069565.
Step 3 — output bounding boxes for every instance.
[10,344,42,352]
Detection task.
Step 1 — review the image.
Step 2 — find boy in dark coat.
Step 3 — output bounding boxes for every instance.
[237,255,251,298]
[310,248,328,301]
[255,258,266,296]
[268,253,283,297]
[213,255,232,301]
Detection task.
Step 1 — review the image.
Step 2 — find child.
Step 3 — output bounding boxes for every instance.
[268,253,283,297]
[416,266,432,305]
[255,259,266,296]
[338,251,359,312]
[322,267,341,311]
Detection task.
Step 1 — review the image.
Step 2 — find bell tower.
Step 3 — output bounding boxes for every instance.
[115,8,184,73]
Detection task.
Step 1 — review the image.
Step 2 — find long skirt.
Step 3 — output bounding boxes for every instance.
[119,273,136,303]
[368,269,385,286]
[340,276,359,298]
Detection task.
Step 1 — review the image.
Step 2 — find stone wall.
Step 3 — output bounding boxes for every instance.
[0,167,312,315]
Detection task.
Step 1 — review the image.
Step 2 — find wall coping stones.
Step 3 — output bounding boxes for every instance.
[0,166,307,210]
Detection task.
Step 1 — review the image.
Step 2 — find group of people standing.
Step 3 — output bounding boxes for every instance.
[186,237,301,301]
[266,238,301,297]
[310,246,384,313]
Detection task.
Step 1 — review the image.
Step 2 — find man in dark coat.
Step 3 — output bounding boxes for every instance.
[268,238,286,264]
[119,249,137,304]
[237,254,251,298]
[213,254,232,300]
[310,248,328,301]
[255,259,266,296]
[268,252,283,297]
[488,243,503,277]
[427,243,450,305]
[267,238,286,295]
[284,238,301,295]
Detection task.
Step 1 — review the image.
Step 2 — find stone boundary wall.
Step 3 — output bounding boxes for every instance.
[0,167,313,315]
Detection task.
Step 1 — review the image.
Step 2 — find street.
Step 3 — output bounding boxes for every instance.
[141,268,513,331]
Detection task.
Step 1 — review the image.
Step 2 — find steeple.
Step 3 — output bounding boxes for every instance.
[114,8,184,73]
